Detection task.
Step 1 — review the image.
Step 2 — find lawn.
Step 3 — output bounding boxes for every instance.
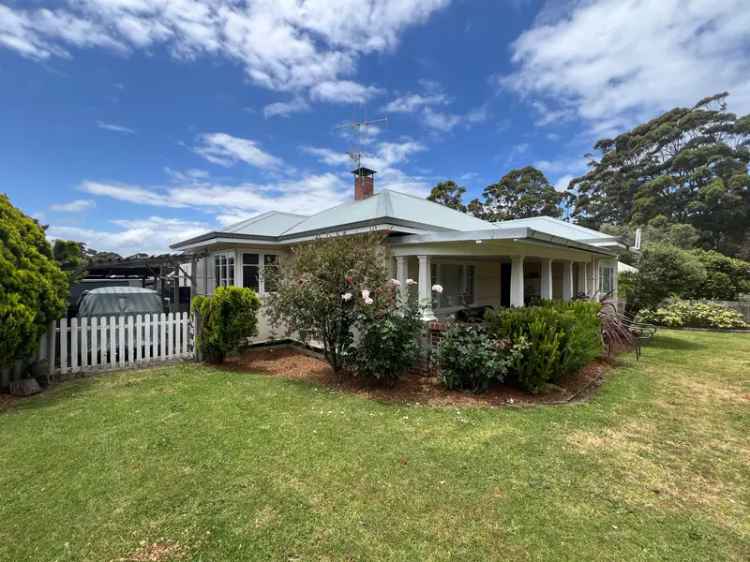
[1,330,748,562]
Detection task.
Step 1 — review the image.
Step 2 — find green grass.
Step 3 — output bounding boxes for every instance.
[1,330,749,562]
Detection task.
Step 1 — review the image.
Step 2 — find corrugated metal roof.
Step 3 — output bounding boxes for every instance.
[281,189,494,236]
[493,216,618,242]
[221,211,308,236]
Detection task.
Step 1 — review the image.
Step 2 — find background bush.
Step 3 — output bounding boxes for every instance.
[436,325,520,393]
[485,301,602,393]
[192,286,261,363]
[349,284,423,386]
[638,300,747,329]
[0,194,68,370]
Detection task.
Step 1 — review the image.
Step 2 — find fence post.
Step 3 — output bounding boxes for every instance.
[48,320,57,377]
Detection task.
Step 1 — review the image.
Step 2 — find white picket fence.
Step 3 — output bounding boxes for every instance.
[48,312,194,376]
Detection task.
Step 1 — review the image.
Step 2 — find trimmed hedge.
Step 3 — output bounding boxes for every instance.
[192,286,262,363]
[638,300,747,329]
[485,301,602,393]
[435,325,522,393]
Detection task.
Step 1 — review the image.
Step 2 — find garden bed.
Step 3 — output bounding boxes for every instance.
[223,345,611,407]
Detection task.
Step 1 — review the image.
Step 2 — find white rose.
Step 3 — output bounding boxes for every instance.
[341,292,352,301]
[432,284,444,294]
[406,279,417,286]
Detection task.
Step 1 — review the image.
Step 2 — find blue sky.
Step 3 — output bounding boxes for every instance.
[2,0,749,255]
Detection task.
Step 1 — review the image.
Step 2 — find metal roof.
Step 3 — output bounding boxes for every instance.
[171,189,495,249]
[221,211,308,236]
[280,189,494,237]
[493,216,620,243]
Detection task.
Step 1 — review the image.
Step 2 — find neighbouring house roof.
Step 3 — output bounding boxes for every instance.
[171,189,494,250]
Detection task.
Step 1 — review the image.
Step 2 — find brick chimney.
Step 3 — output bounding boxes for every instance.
[352,166,376,200]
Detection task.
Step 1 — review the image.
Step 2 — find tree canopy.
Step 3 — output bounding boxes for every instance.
[568,92,750,257]
[469,166,563,222]
[0,194,68,368]
[427,180,467,212]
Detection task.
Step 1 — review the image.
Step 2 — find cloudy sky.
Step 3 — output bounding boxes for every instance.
[3,0,749,255]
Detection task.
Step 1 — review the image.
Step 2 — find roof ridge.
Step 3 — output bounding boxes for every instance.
[380,188,494,224]
[278,191,387,235]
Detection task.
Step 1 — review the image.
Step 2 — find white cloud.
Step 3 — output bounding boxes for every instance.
[78,173,353,217]
[164,167,210,182]
[503,0,750,130]
[194,133,283,169]
[554,174,574,193]
[81,181,184,208]
[422,107,462,132]
[0,1,450,97]
[263,97,310,118]
[97,121,135,134]
[302,147,352,167]
[50,199,95,213]
[47,216,211,256]
[310,80,384,104]
[304,139,431,197]
[383,92,448,113]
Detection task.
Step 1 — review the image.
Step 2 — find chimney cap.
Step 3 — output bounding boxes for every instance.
[351,166,376,176]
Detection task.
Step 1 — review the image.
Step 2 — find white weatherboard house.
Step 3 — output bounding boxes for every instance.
[171,168,626,336]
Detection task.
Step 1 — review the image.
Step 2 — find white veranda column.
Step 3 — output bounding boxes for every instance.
[562,260,574,301]
[592,258,600,298]
[510,256,525,308]
[417,255,436,321]
[540,258,553,301]
[577,262,588,296]
[395,256,408,301]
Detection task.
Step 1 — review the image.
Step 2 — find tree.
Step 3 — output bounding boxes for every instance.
[620,243,707,313]
[53,239,88,283]
[686,250,750,300]
[267,233,388,373]
[427,180,467,212]
[568,92,750,256]
[0,194,68,369]
[468,166,562,221]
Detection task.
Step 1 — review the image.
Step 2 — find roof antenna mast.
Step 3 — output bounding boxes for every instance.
[335,113,388,175]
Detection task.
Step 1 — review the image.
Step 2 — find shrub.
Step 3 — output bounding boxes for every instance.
[0,194,68,369]
[436,324,520,393]
[192,286,262,363]
[348,282,424,386]
[622,243,707,314]
[485,301,602,393]
[638,300,747,329]
[686,250,750,300]
[267,233,386,373]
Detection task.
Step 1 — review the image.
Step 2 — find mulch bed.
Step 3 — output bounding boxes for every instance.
[223,345,613,407]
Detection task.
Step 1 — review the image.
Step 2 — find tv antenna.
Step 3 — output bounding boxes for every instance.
[335,116,388,170]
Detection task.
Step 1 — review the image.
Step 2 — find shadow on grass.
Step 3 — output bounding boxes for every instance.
[649,334,706,352]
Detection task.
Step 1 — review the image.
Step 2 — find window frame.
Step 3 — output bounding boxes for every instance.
[213,252,235,289]
[236,250,282,296]
[599,265,615,294]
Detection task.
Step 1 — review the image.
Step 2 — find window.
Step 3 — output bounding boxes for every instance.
[242,253,260,292]
[599,266,614,294]
[263,254,279,293]
[241,252,279,294]
[431,263,476,308]
[214,254,235,288]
